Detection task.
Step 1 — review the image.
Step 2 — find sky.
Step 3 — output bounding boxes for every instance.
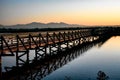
[0,0,120,26]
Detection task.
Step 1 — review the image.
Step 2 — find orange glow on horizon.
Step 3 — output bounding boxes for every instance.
[0,0,120,26]
[2,8,120,26]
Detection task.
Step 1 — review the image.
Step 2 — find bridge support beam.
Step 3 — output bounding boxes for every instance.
[35,46,47,60]
[16,50,29,67]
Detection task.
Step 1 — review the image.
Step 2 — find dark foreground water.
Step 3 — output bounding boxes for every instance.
[2,36,120,80]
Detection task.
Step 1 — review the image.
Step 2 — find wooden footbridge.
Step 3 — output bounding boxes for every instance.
[0,27,112,56]
[0,27,119,60]
[1,29,94,56]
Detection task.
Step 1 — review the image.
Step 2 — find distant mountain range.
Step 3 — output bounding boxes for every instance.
[0,22,83,29]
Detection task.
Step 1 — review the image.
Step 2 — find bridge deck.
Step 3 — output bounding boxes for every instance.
[0,29,92,55]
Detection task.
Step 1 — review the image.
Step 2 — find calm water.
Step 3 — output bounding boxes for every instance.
[42,36,120,80]
[2,36,120,80]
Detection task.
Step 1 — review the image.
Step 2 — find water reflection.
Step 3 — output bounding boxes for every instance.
[97,71,109,80]
[1,35,111,80]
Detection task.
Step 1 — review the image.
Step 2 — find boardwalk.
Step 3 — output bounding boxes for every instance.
[0,29,94,55]
[1,27,115,56]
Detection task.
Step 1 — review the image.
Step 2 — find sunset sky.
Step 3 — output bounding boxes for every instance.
[0,0,120,26]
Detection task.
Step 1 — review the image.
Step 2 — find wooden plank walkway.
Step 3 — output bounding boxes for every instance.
[0,29,93,56]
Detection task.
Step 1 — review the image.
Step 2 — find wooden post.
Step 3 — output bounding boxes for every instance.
[16,35,19,67]
[35,47,38,61]
[0,36,3,55]
[46,32,49,56]
[49,45,52,56]
[26,50,29,64]
[58,32,61,52]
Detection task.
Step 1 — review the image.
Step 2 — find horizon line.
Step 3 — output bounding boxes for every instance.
[0,21,120,27]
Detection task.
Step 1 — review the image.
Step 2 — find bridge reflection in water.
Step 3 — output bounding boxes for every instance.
[2,35,111,80]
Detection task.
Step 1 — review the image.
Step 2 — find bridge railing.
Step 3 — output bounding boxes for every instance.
[0,29,93,56]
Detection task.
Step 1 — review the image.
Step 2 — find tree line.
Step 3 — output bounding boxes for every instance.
[0,27,120,33]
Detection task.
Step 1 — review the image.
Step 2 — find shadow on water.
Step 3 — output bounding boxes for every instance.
[1,35,112,80]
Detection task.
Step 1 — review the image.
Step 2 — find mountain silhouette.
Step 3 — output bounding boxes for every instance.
[0,22,82,29]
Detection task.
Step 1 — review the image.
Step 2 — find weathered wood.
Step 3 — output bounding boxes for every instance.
[1,28,118,56]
